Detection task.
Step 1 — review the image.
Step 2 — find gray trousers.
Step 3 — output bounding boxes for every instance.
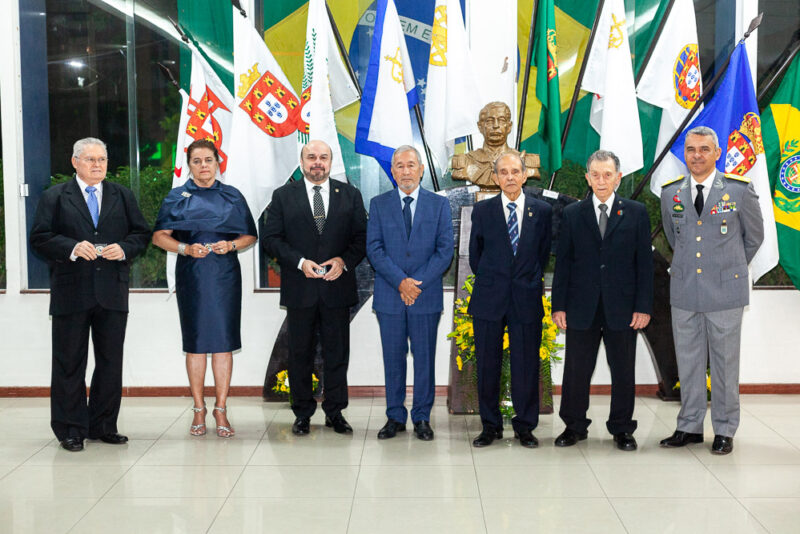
[671,306,743,437]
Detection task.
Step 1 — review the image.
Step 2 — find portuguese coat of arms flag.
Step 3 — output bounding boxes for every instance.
[762,52,800,289]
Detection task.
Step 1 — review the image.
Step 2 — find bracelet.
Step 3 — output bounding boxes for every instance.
[230,241,237,251]
[177,242,187,256]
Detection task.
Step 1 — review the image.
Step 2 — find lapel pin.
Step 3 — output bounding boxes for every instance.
[617,210,623,216]
[722,193,730,201]
[335,188,340,193]
[181,191,192,198]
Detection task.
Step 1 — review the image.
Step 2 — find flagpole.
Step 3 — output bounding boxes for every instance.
[547,0,605,189]
[757,40,800,102]
[157,63,179,89]
[325,0,363,99]
[633,0,676,86]
[515,0,540,150]
[629,13,764,201]
[413,104,441,191]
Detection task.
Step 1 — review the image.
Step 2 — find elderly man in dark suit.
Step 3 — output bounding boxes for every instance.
[366,145,454,441]
[659,126,763,455]
[30,137,151,452]
[468,153,552,448]
[262,139,367,436]
[551,150,653,452]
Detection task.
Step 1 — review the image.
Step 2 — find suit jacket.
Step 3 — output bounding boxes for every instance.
[262,178,367,309]
[551,195,653,330]
[468,192,552,324]
[660,170,764,312]
[30,178,152,316]
[367,187,454,315]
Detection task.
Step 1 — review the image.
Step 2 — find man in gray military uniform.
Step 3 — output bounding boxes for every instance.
[659,126,764,455]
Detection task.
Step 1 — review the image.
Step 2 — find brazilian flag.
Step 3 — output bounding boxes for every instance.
[533,0,562,175]
[762,52,800,290]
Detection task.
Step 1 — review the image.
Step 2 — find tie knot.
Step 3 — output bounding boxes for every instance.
[507,202,516,211]
[599,204,608,213]
[403,196,413,206]
[313,185,321,192]
[86,186,96,193]
[696,184,704,192]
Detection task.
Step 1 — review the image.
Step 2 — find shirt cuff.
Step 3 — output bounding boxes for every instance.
[69,245,78,262]
[297,257,305,271]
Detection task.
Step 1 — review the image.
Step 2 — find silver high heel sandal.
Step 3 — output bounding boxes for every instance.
[213,405,235,438]
[190,404,207,436]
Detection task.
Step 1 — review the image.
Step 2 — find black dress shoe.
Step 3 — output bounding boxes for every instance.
[325,414,353,434]
[554,429,587,447]
[659,430,703,448]
[292,417,311,435]
[95,433,128,445]
[711,435,734,455]
[472,428,503,448]
[60,437,84,452]
[514,429,539,448]
[377,419,406,439]
[413,420,434,441]
[613,432,637,451]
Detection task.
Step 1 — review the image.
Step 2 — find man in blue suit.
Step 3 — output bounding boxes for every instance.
[551,150,653,451]
[367,145,454,441]
[468,153,552,448]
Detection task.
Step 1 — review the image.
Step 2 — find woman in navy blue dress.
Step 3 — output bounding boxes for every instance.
[153,139,257,438]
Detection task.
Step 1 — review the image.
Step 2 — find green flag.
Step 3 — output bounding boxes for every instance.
[533,0,562,174]
[762,52,800,289]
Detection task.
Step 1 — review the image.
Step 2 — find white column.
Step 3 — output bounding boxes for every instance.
[0,0,26,293]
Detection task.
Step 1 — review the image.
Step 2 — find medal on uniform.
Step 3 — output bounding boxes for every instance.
[721,219,728,235]
[673,203,684,212]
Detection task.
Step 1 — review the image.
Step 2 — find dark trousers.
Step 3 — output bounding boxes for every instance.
[287,303,350,419]
[559,301,638,435]
[51,305,128,441]
[376,310,440,424]
[473,316,541,433]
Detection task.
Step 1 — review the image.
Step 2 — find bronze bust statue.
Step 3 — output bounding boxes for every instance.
[451,101,540,189]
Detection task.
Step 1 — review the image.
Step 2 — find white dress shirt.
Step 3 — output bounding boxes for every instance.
[592,192,615,224]
[297,177,331,271]
[500,192,525,240]
[690,170,715,205]
[69,176,107,261]
[398,185,420,224]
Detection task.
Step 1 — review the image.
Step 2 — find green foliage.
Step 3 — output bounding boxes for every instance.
[50,165,173,288]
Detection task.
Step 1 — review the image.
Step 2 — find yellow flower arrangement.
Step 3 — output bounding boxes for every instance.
[272,370,319,396]
[448,275,564,411]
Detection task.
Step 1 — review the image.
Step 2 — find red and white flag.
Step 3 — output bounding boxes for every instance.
[225,7,302,222]
[172,50,234,186]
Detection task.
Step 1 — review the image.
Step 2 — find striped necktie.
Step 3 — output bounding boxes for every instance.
[507,202,519,255]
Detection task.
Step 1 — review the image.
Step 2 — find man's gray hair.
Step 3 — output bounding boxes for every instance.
[492,152,526,175]
[586,150,620,173]
[686,125,719,148]
[72,137,107,159]
[391,144,423,166]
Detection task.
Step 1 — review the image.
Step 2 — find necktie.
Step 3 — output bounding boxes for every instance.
[402,196,413,237]
[694,184,704,216]
[598,203,608,238]
[507,202,519,255]
[312,185,325,234]
[86,185,99,227]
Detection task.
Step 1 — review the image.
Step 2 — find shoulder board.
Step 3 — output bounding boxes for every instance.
[724,173,751,183]
[661,175,684,187]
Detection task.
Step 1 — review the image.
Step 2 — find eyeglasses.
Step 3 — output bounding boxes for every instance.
[79,157,108,164]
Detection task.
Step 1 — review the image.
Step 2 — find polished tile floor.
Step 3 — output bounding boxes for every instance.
[1,394,799,533]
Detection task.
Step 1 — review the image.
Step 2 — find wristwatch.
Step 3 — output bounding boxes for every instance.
[230,241,237,251]
[177,242,187,256]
